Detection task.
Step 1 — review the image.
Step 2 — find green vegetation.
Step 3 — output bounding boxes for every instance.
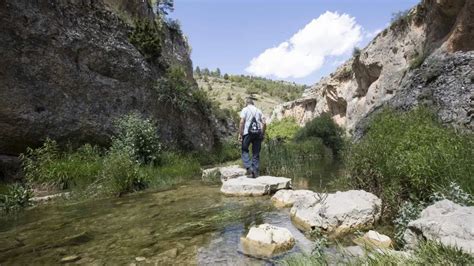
[0,183,32,213]
[409,51,427,70]
[346,107,473,218]
[352,47,361,58]
[294,113,345,156]
[266,117,300,141]
[129,19,162,60]
[281,241,474,265]
[112,113,162,165]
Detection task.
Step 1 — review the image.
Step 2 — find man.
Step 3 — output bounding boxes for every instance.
[238,97,266,178]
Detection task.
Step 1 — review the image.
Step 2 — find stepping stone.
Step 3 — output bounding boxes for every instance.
[220,176,291,196]
[202,165,247,182]
[271,189,316,208]
[241,224,295,258]
[290,190,381,234]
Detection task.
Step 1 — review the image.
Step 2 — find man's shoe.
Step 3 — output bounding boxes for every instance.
[251,171,258,178]
[245,168,252,177]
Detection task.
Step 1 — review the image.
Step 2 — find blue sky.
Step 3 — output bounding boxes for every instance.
[171,0,419,85]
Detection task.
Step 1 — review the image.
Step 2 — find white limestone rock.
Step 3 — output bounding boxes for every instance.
[240,224,295,258]
[271,189,317,208]
[404,200,474,255]
[354,230,392,249]
[201,165,247,182]
[220,176,292,196]
[290,190,381,234]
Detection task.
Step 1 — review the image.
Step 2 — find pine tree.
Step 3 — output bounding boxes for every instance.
[195,66,201,76]
[216,68,221,77]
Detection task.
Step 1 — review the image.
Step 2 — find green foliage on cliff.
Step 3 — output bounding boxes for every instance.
[346,107,474,217]
[0,184,32,213]
[129,19,162,60]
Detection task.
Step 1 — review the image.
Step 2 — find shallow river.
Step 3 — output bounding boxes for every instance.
[0,164,343,265]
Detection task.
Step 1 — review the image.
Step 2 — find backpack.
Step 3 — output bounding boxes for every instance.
[247,110,262,136]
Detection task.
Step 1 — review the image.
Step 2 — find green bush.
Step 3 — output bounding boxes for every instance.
[129,19,162,60]
[347,107,474,217]
[112,113,162,165]
[0,183,32,213]
[20,140,103,190]
[266,117,300,141]
[102,150,147,196]
[195,139,241,166]
[294,113,345,156]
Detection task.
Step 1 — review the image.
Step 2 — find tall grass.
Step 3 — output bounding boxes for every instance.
[346,107,473,218]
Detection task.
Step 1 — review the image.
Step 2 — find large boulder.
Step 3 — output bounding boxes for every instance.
[201,165,247,182]
[271,189,316,208]
[220,176,291,196]
[290,190,381,234]
[404,200,474,254]
[240,224,295,258]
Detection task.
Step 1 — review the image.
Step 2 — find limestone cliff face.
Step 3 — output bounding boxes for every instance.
[271,0,473,136]
[0,0,217,157]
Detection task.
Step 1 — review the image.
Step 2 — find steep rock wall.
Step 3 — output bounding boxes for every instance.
[271,0,473,135]
[0,0,217,159]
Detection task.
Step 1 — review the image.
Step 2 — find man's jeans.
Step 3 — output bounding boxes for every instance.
[241,134,262,176]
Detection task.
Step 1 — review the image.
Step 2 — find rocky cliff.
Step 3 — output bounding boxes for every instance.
[271,0,473,137]
[0,0,219,162]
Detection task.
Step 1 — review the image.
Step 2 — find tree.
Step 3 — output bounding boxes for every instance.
[202,68,210,76]
[195,66,201,76]
[156,0,174,16]
[223,73,229,80]
[215,68,221,77]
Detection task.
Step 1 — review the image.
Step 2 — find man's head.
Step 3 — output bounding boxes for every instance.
[245,97,254,106]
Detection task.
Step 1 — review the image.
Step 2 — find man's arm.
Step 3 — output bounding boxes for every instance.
[238,117,245,142]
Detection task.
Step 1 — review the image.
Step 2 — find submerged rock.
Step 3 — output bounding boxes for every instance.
[201,165,247,182]
[240,224,295,258]
[60,255,81,263]
[354,230,392,249]
[271,189,316,208]
[290,190,381,233]
[220,176,291,196]
[404,200,474,254]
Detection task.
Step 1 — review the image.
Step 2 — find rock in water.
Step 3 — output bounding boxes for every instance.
[354,230,392,249]
[220,176,291,196]
[271,189,317,208]
[60,255,81,263]
[404,200,474,254]
[290,190,381,234]
[240,224,295,258]
[201,165,247,182]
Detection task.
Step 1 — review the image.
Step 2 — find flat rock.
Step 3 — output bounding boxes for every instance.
[290,190,381,234]
[271,189,317,208]
[202,165,247,182]
[220,176,292,196]
[241,224,295,258]
[354,230,392,249]
[404,200,474,254]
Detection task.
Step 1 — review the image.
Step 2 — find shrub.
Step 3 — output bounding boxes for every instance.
[20,140,103,190]
[409,52,426,70]
[352,47,361,58]
[195,139,240,166]
[347,107,474,217]
[393,201,423,246]
[129,19,162,60]
[294,113,345,156]
[266,117,300,141]
[101,149,147,196]
[430,182,474,206]
[0,183,32,213]
[112,113,162,165]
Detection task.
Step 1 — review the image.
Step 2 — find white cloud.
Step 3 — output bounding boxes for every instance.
[246,11,362,79]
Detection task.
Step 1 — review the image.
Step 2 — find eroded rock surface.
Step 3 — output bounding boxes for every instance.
[220,176,291,196]
[404,200,474,254]
[240,224,295,258]
[290,190,381,234]
[271,0,473,135]
[354,230,393,249]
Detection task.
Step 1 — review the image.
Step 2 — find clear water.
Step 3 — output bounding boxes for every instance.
[0,164,343,265]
